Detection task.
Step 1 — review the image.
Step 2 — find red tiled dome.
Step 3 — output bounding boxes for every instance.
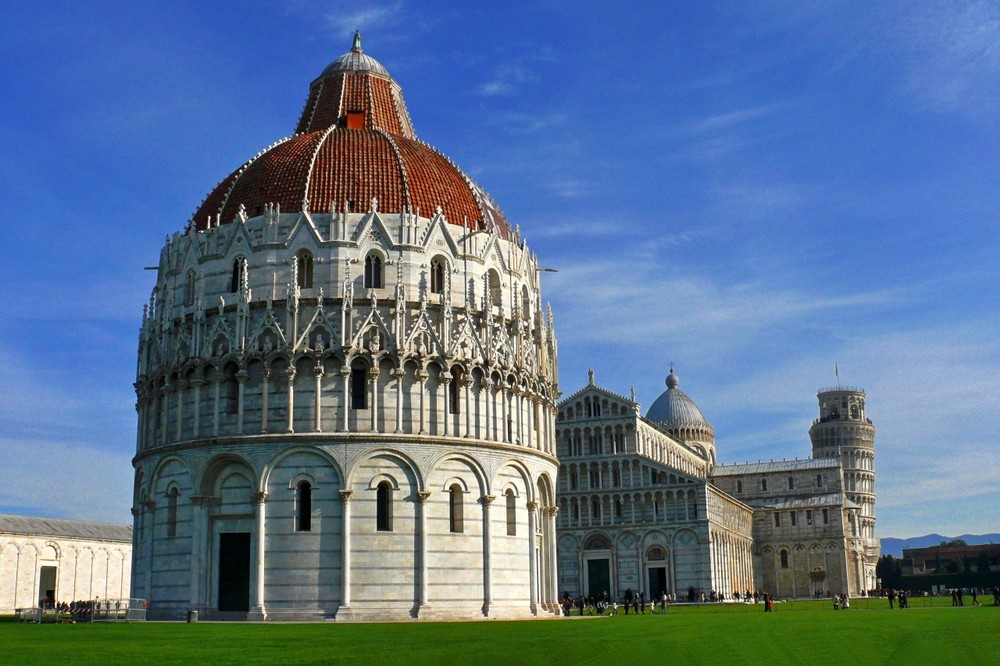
[191,34,508,237]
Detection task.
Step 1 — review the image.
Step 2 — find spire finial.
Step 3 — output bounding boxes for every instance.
[352,30,363,53]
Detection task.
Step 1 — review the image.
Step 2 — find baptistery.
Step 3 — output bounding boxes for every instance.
[132,33,560,621]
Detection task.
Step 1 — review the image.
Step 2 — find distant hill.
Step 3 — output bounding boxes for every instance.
[881,533,1000,558]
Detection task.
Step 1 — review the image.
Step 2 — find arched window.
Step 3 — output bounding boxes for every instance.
[351,363,368,409]
[230,257,247,293]
[488,270,502,307]
[520,285,530,320]
[430,258,445,295]
[780,549,789,569]
[449,484,464,533]
[364,253,382,289]
[297,480,312,532]
[505,489,516,536]
[376,481,393,531]
[296,250,313,289]
[166,487,179,537]
[183,270,196,306]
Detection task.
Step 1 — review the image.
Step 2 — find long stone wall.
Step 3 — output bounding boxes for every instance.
[0,533,131,612]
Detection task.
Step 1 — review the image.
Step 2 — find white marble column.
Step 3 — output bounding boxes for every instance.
[213,372,222,436]
[462,377,472,438]
[417,490,431,614]
[417,370,428,435]
[441,374,451,437]
[191,378,204,437]
[340,369,351,432]
[480,495,495,617]
[285,367,296,433]
[188,495,215,611]
[527,501,538,614]
[547,506,559,611]
[313,366,324,432]
[236,370,250,435]
[369,366,380,432]
[501,382,510,443]
[248,491,268,621]
[483,379,493,441]
[337,489,354,620]
[260,369,271,433]
[175,380,184,440]
[394,368,404,433]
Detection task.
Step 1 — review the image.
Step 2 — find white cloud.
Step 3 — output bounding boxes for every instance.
[893,1,1000,117]
[477,81,513,97]
[682,103,794,135]
[0,438,133,524]
[323,2,406,39]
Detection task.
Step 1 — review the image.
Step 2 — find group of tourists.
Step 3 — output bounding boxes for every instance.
[559,590,677,616]
[558,588,788,616]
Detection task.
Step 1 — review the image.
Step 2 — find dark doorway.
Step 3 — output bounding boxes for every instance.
[587,558,610,597]
[648,567,667,598]
[218,532,251,612]
[38,566,57,608]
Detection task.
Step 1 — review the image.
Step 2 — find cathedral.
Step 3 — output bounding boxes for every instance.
[131,34,560,621]
[555,369,879,601]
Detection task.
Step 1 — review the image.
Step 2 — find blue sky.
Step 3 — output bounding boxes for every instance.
[1,1,998,538]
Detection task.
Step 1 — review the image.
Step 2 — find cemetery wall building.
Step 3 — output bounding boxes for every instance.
[131,35,560,621]
[556,372,878,600]
[0,514,132,612]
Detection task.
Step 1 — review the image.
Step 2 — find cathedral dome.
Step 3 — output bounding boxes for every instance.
[646,369,710,429]
[190,32,508,237]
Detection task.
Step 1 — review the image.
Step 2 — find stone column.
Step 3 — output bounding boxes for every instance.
[483,377,493,441]
[313,366,324,432]
[159,385,170,445]
[212,371,222,436]
[440,373,451,437]
[285,367,296,433]
[191,378,205,437]
[248,491,268,621]
[417,490,432,614]
[188,495,217,611]
[260,369,271,433]
[235,370,248,435]
[501,381,510,443]
[393,368,405,433]
[547,506,559,611]
[417,370,428,435]
[369,366,380,432]
[526,396,535,448]
[527,501,538,614]
[175,379,184,441]
[337,489,354,620]
[480,495,495,617]
[461,377,472,438]
[340,368,351,432]
[517,391,525,446]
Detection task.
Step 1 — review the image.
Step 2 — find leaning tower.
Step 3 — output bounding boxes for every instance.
[809,387,879,591]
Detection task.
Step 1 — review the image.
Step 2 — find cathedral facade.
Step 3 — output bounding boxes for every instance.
[131,35,560,621]
[556,371,878,600]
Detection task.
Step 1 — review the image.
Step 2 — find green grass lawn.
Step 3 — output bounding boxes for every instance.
[2,603,996,665]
